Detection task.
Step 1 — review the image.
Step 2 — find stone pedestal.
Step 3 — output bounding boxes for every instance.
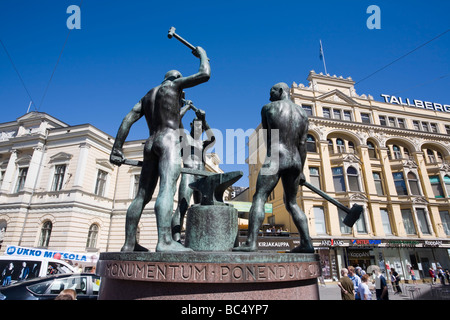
[97,251,320,300]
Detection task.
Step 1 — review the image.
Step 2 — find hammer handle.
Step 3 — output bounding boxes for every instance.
[173,33,196,51]
[302,181,350,214]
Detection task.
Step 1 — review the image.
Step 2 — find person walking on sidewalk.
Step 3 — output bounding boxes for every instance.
[391,268,402,294]
[358,274,372,300]
[348,266,361,300]
[373,266,389,300]
[337,268,355,300]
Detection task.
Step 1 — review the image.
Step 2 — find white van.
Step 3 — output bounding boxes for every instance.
[0,256,75,286]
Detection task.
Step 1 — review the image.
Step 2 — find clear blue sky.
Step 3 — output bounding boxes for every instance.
[1,0,449,187]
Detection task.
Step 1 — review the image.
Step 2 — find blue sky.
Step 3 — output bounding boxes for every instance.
[1,0,449,187]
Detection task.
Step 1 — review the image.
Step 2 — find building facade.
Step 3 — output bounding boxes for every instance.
[0,112,223,267]
[247,71,450,281]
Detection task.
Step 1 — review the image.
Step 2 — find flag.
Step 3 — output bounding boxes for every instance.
[319,40,324,61]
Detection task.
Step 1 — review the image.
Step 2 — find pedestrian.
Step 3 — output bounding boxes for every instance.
[373,266,389,300]
[429,267,436,284]
[391,268,402,294]
[437,267,445,285]
[55,289,77,300]
[348,266,361,300]
[356,266,366,277]
[409,265,417,285]
[358,274,372,300]
[337,268,355,300]
[445,269,450,285]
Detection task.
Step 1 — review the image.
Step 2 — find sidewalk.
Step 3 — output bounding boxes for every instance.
[318,281,450,300]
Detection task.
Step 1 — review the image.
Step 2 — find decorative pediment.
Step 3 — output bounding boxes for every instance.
[349,192,368,202]
[403,159,418,169]
[342,153,362,164]
[49,152,73,163]
[96,159,114,170]
[412,196,428,204]
[316,89,361,106]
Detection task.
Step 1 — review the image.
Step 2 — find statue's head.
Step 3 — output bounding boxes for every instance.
[269,82,290,102]
[163,70,182,82]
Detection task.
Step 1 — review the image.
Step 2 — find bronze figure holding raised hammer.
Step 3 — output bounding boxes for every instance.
[110,27,210,252]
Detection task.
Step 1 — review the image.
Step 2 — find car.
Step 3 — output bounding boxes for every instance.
[0,256,75,286]
[0,273,101,300]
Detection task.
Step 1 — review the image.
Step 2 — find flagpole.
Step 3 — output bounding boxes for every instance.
[320,40,328,74]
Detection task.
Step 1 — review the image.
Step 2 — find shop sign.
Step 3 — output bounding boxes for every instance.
[386,240,418,248]
[320,239,345,247]
[348,250,371,258]
[423,241,442,247]
[380,94,450,113]
[5,245,98,263]
[352,239,381,246]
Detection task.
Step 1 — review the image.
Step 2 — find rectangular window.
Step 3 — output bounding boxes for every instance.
[379,115,387,126]
[314,206,327,235]
[309,167,321,190]
[332,167,346,192]
[361,113,371,124]
[429,175,444,198]
[380,208,392,235]
[439,211,450,236]
[413,121,420,130]
[94,170,108,196]
[16,167,28,192]
[430,123,438,133]
[323,107,331,118]
[416,208,431,235]
[393,172,407,196]
[343,110,352,121]
[355,209,367,234]
[401,209,417,235]
[397,118,405,128]
[302,105,313,116]
[51,165,66,191]
[339,209,352,234]
[373,172,385,195]
[333,109,341,120]
[388,117,396,127]
[446,125,450,135]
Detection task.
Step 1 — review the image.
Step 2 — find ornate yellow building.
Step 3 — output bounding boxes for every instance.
[247,71,450,281]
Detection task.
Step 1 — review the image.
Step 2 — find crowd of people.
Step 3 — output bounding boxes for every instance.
[338,266,389,300]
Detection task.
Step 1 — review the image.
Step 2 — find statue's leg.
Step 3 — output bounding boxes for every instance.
[121,152,158,252]
[233,170,279,252]
[155,139,192,252]
[171,173,194,242]
[281,172,314,253]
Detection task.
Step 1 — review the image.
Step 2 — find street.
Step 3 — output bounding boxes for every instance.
[318,282,450,300]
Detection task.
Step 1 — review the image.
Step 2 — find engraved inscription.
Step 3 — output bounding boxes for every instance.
[99,260,321,283]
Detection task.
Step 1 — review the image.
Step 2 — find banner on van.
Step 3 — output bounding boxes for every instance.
[4,245,98,263]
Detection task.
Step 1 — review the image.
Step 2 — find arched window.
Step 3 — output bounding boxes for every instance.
[367,141,377,159]
[86,224,99,249]
[306,134,317,153]
[392,145,401,159]
[336,139,345,153]
[347,166,361,191]
[407,172,421,195]
[427,149,436,163]
[39,221,52,247]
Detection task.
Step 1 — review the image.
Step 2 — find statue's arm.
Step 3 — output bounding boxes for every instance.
[175,47,211,89]
[110,101,143,165]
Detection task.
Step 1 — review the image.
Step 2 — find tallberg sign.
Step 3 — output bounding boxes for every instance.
[380,94,450,113]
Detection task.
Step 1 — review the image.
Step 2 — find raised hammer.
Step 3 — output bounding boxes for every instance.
[168,26,196,51]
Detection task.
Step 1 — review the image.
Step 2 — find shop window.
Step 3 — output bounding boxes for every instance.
[332,167,346,192]
[407,172,421,195]
[416,208,431,235]
[429,175,445,198]
[393,172,407,196]
[314,206,327,235]
[401,209,417,235]
[306,134,317,153]
[380,208,393,235]
[347,166,361,192]
[439,211,450,236]
[39,221,52,247]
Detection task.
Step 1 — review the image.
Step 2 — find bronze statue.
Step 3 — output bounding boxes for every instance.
[234,82,314,253]
[110,46,211,252]
[171,103,216,242]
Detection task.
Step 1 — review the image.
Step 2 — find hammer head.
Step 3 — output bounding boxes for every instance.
[343,204,364,227]
[168,27,176,39]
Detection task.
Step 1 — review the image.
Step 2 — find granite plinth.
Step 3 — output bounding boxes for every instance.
[97,251,321,300]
